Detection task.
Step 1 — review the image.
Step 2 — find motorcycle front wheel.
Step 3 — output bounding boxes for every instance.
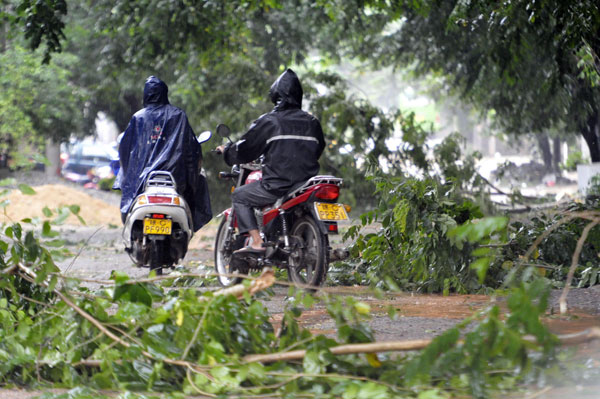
[288,216,328,287]
[214,218,243,287]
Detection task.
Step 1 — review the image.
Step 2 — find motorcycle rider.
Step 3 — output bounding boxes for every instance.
[116,76,212,231]
[216,68,325,253]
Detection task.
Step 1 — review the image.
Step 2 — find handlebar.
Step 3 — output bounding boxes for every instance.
[219,171,239,179]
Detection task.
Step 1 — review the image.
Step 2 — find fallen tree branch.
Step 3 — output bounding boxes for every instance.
[243,327,600,364]
[50,269,265,287]
[207,267,275,300]
[69,268,275,368]
[63,226,104,274]
[2,264,17,274]
[559,218,600,314]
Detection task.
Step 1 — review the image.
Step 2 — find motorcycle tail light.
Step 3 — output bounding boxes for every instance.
[172,196,181,205]
[152,213,165,219]
[137,195,148,205]
[147,195,172,204]
[315,185,339,200]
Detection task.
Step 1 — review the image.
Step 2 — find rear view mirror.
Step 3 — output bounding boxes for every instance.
[197,130,212,144]
[216,124,231,138]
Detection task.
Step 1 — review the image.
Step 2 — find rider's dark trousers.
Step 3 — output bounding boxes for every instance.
[232,182,280,234]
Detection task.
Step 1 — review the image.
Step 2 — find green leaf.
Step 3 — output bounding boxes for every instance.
[303,350,326,374]
[111,271,129,284]
[113,283,153,307]
[418,389,449,399]
[68,204,81,214]
[357,382,389,399]
[0,178,16,187]
[17,184,36,195]
[471,257,492,283]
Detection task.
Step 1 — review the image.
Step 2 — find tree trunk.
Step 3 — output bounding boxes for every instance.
[552,137,562,175]
[1,20,6,53]
[581,110,600,162]
[536,134,553,171]
[45,138,61,177]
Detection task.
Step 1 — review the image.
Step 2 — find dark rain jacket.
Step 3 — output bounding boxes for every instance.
[117,76,212,231]
[224,69,326,196]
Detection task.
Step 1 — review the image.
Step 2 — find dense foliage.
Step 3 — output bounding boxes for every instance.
[335,118,506,293]
[343,0,600,161]
[0,0,67,63]
[0,203,561,399]
[0,46,83,164]
[497,202,600,289]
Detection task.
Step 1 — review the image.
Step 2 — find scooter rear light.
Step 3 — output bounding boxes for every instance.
[147,195,172,204]
[151,214,165,219]
[172,196,181,205]
[315,185,339,200]
[137,195,148,205]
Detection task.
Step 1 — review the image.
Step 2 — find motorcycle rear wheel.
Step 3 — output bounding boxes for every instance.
[215,218,243,287]
[288,216,328,287]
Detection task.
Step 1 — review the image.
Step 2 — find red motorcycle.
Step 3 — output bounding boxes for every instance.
[214,124,350,287]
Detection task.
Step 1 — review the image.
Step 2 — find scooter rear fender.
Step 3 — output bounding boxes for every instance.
[123,202,193,247]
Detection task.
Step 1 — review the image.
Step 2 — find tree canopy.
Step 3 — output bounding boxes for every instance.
[345,0,600,160]
[2,0,600,202]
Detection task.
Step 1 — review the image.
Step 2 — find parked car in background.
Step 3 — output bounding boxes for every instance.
[61,141,118,185]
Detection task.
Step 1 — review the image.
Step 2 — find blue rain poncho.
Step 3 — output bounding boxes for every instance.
[116,76,212,231]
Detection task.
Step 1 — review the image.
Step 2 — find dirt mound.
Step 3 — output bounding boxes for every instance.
[0,185,121,226]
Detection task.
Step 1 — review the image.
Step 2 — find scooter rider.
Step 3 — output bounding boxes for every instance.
[216,68,325,254]
[116,76,212,231]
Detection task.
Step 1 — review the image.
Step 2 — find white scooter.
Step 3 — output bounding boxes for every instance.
[122,130,212,275]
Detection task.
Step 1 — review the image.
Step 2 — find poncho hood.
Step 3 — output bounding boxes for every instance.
[269,69,303,110]
[143,76,170,107]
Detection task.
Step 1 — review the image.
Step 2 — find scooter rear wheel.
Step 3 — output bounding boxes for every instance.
[215,218,243,287]
[149,239,163,276]
[288,216,328,287]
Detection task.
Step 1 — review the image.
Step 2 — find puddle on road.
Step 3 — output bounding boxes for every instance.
[269,291,496,340]
[270,290,600,342]
[269,291,600,397]
[544,309,600,335]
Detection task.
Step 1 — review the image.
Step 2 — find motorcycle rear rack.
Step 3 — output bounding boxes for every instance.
[291,175,343,197]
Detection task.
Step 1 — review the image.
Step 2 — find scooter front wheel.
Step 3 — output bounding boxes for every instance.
[214,218,242,287]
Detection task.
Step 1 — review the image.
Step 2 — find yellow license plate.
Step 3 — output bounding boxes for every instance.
[143,218,172,235]
[314,202,348,221]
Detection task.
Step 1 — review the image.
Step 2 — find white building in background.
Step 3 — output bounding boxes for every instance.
[95,112,120,144]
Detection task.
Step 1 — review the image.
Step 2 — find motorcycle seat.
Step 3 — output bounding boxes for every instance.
[260,175,343,212]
